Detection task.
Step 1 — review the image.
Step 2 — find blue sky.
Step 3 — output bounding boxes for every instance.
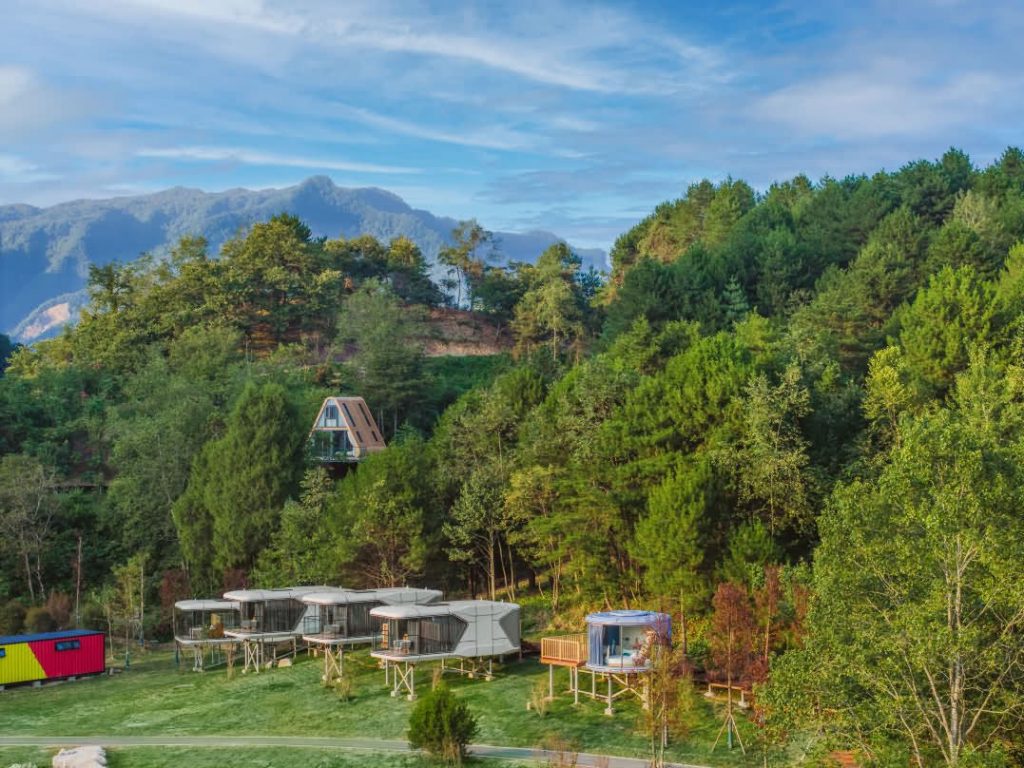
[1,1,1022,250]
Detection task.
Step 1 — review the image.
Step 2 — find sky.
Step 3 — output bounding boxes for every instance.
[1,0,1022,251]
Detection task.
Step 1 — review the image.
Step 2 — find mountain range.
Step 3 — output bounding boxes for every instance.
[0,176,607,342]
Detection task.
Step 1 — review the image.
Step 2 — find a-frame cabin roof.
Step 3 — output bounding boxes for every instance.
[309,396,386,458]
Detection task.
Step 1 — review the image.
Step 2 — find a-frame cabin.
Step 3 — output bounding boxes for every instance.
[308,396,386,464]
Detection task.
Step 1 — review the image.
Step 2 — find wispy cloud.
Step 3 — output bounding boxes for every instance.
[0,65,91,140]
[753,64,1008,140]
[49,0,724,95]
[330,104,539,152]
[0,153,58,183]
[136,146,418,174]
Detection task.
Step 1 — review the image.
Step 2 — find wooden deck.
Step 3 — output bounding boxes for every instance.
[539,633,587,667]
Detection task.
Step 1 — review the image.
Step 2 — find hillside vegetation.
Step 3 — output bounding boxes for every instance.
[2,148,1024,765]
[0,175,605,342]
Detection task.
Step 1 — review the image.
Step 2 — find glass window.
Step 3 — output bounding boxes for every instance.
[0,648,6,659]
[55,640,81,652]
[319,404,340,427]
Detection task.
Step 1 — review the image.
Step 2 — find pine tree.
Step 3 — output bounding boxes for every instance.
[722,277,750,325]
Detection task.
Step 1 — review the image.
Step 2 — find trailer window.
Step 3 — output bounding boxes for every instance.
[55,640,80,651]
[0,648,5,658]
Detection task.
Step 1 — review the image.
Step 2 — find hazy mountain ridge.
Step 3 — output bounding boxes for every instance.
[0,176,606,342]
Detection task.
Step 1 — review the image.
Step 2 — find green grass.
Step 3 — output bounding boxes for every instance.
[0,747,528,768]
[0,649,779,767]
[0,747,49,767]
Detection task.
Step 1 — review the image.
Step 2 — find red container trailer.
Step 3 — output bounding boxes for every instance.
[0,630,105,688]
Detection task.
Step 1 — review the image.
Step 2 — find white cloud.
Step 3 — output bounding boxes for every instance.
[0,65,89,139]
[0,153,58,183]
[753,64,1007,140]
[86,0,305,34]
[329,104,538,152]
[40,0,723,95]
[136,145,418,174]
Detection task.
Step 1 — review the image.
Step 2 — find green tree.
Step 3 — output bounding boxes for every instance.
[108,326,243,572]
[772,379,1024,766]
[0,454,58,602]
[897,265,996,395]
[632,458,712,655]
[176,382,303,577]
[444,470,507,600]
[721,277,750,325]
[731,365,813,535]
[438,220,492,308]
[407,684,478,765]
[335,281,429,437]
[252,467,336,586]
[512,243,587,360]
[0,333,16,375]
[328,432,436,588]
[217,213,342,351]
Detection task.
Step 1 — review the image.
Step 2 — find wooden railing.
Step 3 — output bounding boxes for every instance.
[540,633,588,666]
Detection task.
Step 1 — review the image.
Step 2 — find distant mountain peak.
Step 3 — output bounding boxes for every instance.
[0,178,607,342]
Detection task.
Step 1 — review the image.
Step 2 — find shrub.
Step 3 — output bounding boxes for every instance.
[407,683,478,765]
[529,676,550,717]
[0,600,26,634]
[24,606,56,634]
[332,675,354,702]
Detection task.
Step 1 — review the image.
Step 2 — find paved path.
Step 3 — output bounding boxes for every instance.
[0,735,713,768]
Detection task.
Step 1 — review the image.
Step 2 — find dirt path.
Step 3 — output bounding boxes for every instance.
[0,734,713,768]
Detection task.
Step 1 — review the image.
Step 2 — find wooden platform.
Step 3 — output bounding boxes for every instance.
[539,634,587,667]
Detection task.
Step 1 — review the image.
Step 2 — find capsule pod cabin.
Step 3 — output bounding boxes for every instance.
[301,587,442,645]
[173,599,241,645]
[222,587,333,641]
[585,610,671,673]
[371,600,520,662]
[301,587,441,685]
[0,630,105,687]
[370,600,520,700]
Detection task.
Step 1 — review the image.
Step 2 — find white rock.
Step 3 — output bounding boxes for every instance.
[52,746,107,768]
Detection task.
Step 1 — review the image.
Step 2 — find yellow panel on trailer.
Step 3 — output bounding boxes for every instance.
[0,642,47,685]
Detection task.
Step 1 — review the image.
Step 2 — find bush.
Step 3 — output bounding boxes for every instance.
[407,683,478,765]
[24,606,56,634]
[0,600,26,634]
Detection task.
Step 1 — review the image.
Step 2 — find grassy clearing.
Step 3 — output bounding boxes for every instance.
[0,649,775,767]
[0,747,519,768]
[0,747,50,767]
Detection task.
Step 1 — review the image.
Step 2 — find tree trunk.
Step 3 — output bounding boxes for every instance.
[34,551,46,601]
[139,559,145,646]
[23,549,35,603]
[74,535,83,627]
[488,535,497,601]
[679,589,688,658]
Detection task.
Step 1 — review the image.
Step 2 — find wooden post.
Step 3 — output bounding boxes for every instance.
[548,664,554,699]
[573,667,579,706]
[605,675,614,716]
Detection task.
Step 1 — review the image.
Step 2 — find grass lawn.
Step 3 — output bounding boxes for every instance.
[0,648,778,767]
[0,747,532,768]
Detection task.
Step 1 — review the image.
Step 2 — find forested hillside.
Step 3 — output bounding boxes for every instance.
[3,148,1024,765]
